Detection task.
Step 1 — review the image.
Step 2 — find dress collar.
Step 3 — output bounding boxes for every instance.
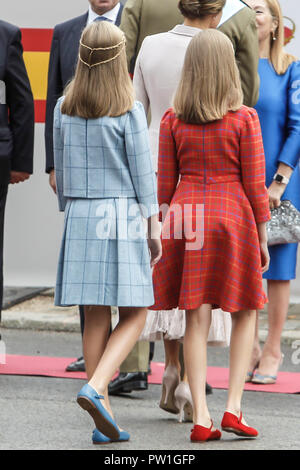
[169,24,202,37]
[87,3,121,24]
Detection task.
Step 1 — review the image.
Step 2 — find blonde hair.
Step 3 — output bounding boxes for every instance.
[265,0,297,74]
[174,29,243,124]
[61,21,134,118]
[178,0,226,19]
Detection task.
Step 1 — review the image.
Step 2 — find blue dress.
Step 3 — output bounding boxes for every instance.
[255,59,300,280]
[53,100,158,307]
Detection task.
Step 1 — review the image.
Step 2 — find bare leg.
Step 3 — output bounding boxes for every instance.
[83,306,111,381]
[82,305,113,417]
[226,309,256,422]
[256,280,289,376]
[184,304,212,427]
[182,371,188,383]
[88,306,147,398]
[164,338,181,372]
[248,310,262,373]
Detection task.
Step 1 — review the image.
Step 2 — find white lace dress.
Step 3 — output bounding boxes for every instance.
[139,308,232,347]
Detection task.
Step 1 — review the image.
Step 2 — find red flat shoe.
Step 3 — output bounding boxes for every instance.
[190,421,221,442]
[221,412,258,438]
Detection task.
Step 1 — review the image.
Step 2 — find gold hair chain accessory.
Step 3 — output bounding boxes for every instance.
[79,36,126,68]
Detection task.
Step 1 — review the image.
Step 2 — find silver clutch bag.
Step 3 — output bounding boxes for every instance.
[267,200,300,246]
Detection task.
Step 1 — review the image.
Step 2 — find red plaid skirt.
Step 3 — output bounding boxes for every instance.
[151,176,268,313]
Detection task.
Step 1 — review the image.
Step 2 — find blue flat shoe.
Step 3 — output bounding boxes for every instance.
[77,383,120,440]
[251,372,277,384]
[92,428,130,445]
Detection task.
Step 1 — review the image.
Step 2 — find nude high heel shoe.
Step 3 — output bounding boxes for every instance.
[252,353,284,384]
[174,381,193,423]
[159,364,180,414]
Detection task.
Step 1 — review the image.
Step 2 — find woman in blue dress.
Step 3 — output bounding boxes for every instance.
[246,0,300,384]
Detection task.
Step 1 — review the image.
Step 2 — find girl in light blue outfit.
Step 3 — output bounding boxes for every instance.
[53,21,161,444]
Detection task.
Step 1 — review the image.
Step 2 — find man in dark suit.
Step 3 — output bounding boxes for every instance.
[0,20,34,322]
[45,0,123,372]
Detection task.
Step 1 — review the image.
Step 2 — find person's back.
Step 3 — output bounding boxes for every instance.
[164,106,258,182]
[54,21,161,445]
[133,0,260,170]
[55,99,156,208]
[151,30,269,442]
[133,25,200,168]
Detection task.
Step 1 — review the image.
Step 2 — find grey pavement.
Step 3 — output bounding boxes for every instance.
[0,328,299,451]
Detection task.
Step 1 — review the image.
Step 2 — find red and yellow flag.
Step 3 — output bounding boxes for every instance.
[21,28,53,123]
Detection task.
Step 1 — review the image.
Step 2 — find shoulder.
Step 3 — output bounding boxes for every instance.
[54,13,87,35]
[54,96,65,123]
[56,96,65,108]
[238,105,258,117]
[125,100,147,124]
[0,19,21,43]
[122,0,143,12]
[219,1,256,34]
[0,19,20,36]
[161,108,177,127]
[287,60,300,78]
[141,32,170,50]
[229,105,260,127]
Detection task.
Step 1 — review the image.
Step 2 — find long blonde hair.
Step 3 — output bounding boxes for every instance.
[265,0,297,74]
[174,29,243,124]
[61,21,134,118]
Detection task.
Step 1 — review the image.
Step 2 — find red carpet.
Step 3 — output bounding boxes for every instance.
[1,355,300,394]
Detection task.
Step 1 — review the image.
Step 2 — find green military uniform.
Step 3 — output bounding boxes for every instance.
[120,0,183,74]
[219,4,259,107]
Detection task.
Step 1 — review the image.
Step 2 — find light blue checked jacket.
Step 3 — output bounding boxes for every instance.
[53,98,158,218]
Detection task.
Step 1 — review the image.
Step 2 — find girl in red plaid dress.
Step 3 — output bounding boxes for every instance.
[151,29,271,442]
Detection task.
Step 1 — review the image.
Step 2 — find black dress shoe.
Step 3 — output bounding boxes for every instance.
[65,356,86,372]
[206,382,213,395]
[108,372,148,395]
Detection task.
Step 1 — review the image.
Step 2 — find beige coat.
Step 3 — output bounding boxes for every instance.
[133,24,200,171]
[120,0,183,73]
[121,0,259,107]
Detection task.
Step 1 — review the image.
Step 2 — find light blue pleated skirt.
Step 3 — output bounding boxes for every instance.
[55,198,154,307]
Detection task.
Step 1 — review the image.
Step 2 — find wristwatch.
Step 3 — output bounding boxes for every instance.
[273,173,290,185]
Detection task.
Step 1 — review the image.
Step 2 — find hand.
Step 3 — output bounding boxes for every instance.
[268,181,286,210]
[260,241,270,274]
[10,171,30,184]
[147,238,162,268]
[49,169,57,194]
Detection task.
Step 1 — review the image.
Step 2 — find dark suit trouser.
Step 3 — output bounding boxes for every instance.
[79,305,85,337]
[0,184,8,322]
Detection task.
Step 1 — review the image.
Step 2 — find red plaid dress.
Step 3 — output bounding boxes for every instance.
[151,106,271,313]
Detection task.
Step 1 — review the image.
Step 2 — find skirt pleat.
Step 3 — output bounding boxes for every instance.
[55,198,154,307]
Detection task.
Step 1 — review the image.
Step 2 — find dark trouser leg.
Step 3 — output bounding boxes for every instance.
[0,185,8,324]
[79,305,85,337]
[149,341,155,362]
[179,342,185,380]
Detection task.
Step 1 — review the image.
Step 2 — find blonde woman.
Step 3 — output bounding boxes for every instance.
[53,21,161,444]
[245,0,300,385]
[151,29,270,442]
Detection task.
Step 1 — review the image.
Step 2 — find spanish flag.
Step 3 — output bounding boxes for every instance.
[21,28,53,123]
